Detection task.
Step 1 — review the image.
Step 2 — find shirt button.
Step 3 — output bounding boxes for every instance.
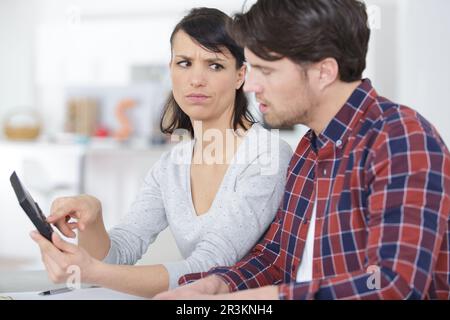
[323,169,327,176]
[336,140,342,147]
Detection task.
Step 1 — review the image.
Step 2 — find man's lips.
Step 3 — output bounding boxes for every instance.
[259,103,269,113]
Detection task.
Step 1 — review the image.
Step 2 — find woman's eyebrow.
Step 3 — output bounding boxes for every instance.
[205,57,227,63]
[174,54,227,63]
[174,55,191,60]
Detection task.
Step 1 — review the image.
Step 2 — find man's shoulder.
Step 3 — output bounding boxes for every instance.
[353,96,449,165]
[360,96,447,149]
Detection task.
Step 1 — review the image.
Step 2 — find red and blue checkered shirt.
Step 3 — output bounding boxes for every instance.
[179,79,450,300]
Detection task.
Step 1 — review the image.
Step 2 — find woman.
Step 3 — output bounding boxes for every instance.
[30,7,293,298]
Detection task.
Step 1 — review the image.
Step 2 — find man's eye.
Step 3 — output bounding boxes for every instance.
[177,61,190,68]
[261,68,272,75]
[210,63,224,71]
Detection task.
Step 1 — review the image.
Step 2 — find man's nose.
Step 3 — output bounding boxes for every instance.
[243,70,262,93]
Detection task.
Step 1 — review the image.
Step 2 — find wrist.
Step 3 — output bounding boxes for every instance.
[79,194,103,223]
[207,275,230,294]
[84,259,106,285]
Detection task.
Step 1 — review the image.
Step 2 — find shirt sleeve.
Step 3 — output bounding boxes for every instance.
[166,141,293,289]
[103,156,168,265]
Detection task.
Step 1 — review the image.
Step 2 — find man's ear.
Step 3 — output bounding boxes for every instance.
[236,63,247,90]
[317,58,339,91]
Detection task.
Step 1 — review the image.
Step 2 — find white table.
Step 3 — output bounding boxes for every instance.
[0,270,145,300]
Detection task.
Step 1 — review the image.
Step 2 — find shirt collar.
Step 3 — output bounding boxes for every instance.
[309,78,378,151]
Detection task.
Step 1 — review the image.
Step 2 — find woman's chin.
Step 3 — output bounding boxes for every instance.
[188,117,212,126]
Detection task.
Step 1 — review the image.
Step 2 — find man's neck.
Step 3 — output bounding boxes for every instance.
[310,80,362,136]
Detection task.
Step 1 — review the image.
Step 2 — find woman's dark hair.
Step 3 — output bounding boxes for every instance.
[160,7,255,138]
[229,0,371,82]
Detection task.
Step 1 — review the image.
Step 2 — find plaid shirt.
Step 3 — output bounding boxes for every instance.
[179,79,450,300]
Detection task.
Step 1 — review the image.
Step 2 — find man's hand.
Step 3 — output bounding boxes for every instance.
[30,231,100,284]
[154,275,229,300]
[207,286,280,300]
[154,275,280,300]
[154,276,279,300]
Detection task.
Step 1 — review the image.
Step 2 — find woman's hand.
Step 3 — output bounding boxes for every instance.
[46,195,102,238]
[30,231,101,284]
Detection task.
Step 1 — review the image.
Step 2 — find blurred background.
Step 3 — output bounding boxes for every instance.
[0,0,449,271]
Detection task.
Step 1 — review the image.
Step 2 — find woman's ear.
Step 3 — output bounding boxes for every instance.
[236,64,247,90]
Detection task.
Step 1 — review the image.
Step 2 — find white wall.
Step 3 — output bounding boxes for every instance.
[396,0,450,145]
[364,0,450,145]
[0,0,37,129]
[0,0,249,137]
[1,0,449,144]
[364,0,400,100]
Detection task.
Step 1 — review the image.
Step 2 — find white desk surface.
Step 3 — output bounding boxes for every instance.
[0,270,145,300]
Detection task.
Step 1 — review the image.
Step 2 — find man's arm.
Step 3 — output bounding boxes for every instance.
[178,206,288,291]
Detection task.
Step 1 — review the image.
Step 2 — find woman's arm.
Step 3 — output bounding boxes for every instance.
[31,230,170,298]
[91,262,170,298]
[101,157,168,265]
[78,214,111,261]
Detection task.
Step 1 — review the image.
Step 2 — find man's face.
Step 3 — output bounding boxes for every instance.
[243,48,318,128]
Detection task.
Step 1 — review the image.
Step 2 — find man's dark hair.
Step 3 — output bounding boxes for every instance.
[160,7,255,138]
[229,0,371,82]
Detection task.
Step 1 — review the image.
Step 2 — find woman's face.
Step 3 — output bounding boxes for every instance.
[170,30,246,126]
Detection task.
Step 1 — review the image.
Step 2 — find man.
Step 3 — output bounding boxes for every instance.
[156,0,450,299]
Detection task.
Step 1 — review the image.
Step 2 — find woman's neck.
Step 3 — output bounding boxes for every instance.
[191,117,252,165]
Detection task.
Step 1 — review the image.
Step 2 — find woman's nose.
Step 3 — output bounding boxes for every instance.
[189,67,207,87]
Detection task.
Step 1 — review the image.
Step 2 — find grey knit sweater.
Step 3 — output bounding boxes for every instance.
[103,123,293,288]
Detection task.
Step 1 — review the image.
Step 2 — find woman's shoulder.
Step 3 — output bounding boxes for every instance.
[144,139,192,182]
[157,138,194,166]
[231,123,293,177]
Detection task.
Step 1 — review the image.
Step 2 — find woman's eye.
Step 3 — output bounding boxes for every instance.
[210,63,224,71]
[176,61,190,68]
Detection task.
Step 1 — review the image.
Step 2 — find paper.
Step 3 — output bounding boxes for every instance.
[1,287,146,300]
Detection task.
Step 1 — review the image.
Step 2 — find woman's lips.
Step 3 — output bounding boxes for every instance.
[186,94,210,104]
[259,103,269,113]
